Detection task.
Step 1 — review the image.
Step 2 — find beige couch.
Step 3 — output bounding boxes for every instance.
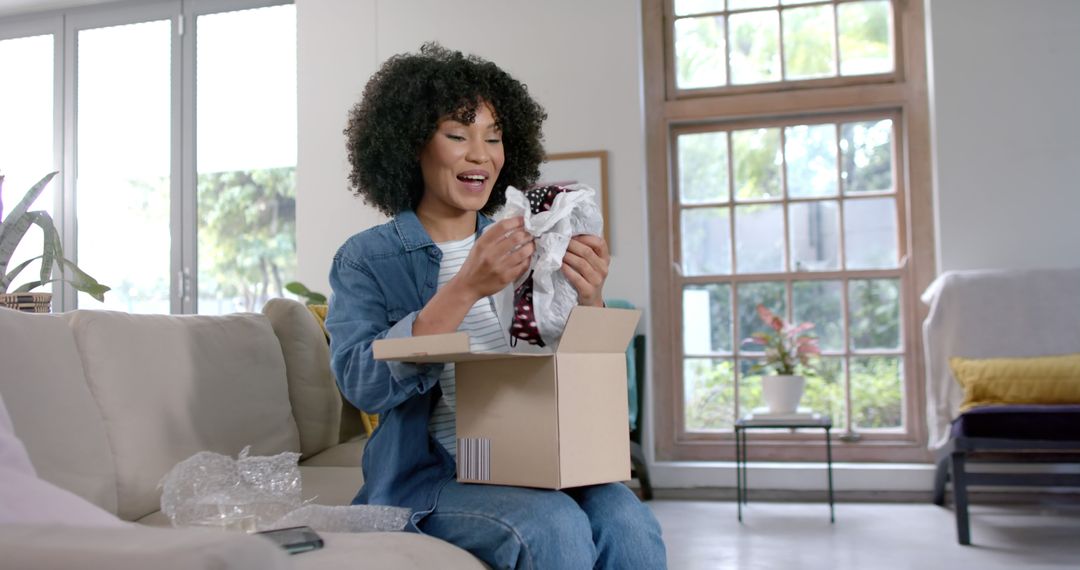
[0,299,483,569]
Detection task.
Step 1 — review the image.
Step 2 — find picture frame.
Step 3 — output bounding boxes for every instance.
[537,150,611,249]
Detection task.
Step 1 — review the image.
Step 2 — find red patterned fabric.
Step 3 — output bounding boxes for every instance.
[509,185,571,347]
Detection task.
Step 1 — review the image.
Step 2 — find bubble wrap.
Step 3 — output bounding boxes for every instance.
[159,447,303,531]
[500,184,604,346]
[267,504,411,533]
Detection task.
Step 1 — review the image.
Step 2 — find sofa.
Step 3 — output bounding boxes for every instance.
[922,267,1080,545]
[0,298,484,569]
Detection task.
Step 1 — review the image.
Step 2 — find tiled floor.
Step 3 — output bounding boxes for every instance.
[649,499,1080,569]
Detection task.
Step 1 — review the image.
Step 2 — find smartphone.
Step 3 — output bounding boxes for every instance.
[256,525,325,555]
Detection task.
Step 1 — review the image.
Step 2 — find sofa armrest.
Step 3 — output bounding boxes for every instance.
[0,524,292,570]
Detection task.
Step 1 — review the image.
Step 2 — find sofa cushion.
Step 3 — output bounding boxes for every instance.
[951,404,1080,440]
[299,437,365,467]
[0,524,292,570]
[292,532,486,569]
[262,298,342,458]
[0,309,118,513]
[1,392,124,527]
[136,464,364,527]
[65,310,301,521]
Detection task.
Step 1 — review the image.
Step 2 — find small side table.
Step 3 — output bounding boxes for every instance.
[734,415,835,523]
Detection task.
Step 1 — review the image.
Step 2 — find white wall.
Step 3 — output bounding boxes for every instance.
[926,0,1080,272]
[296,0,649,314]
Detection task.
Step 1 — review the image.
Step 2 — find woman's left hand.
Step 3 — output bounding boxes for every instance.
[562,235,610,308]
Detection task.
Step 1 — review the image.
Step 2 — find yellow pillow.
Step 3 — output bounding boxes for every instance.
[950,353,1080,411]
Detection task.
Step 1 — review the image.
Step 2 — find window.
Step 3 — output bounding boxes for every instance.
[672,0,894,93]
[0,31,57,298]
[643,0,935,462]
[0,0,295,315]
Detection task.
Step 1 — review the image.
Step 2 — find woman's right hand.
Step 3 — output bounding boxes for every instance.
[453,216,535,300]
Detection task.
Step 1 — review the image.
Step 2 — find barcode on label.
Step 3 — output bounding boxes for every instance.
[457,437,491,481]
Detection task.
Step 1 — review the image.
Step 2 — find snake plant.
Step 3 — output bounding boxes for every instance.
[0,171,110,301]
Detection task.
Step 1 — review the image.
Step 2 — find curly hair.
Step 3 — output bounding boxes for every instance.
[344,43,548,217]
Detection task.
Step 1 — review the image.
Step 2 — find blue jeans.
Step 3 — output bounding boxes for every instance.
[418,480,667,569]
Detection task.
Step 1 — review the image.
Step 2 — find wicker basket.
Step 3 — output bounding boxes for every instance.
[0,292,53,313]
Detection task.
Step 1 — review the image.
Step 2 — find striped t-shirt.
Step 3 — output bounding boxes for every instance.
[428,234,508,459]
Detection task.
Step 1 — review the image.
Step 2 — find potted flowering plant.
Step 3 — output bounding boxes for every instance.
[742,304,821,414]
[1,171,109,312]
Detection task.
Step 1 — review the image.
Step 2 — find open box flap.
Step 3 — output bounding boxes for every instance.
[373,332,469,362]
[557,306,641,354]
[373,332,547,363]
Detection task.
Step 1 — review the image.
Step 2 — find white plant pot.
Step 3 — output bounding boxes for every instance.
[761,375,806,414]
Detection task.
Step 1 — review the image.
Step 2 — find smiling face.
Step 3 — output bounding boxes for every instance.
[417,101,505,220]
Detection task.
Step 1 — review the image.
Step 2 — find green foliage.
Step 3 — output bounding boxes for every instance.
[198,168,296,311]
[678,132,728,203]
[851,356,902,428]
[685,359,735,430]
[783,5,835,79]
[849,279,900,349]
[732,128,781,199]
[285,281,327,306]
[0,172,110,300]
[841,120,893,193]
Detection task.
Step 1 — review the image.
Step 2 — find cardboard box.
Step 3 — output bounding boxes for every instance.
[373,306,640,489]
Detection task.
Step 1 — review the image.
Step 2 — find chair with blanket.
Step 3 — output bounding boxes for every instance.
[922,267,1080,545]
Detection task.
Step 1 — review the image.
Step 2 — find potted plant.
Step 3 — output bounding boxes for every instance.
[0,171,109,312]
[742,304,820,414]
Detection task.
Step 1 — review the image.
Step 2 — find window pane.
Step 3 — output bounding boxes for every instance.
[675,16,727,90]
[803,356,845,423]
[732,127,781,200]
[681,207,731,275]
[782,4,836,80]
[683,284,733,354]
[77,21,171,312]
[729,0,777,9]
[735,204,784,273]
[197,5,297,314]
[843,197,897,269]
[793,280,843,351]
[848,278,900,350]
[785,124,837,198]
[851,356,903,429]
[789,201,839,271]
[841,119,893,193]
[0,35,55,297]
[678,131,728,203]
[838,0,893,76]
[737,280,785,341]
[738,358,763,417]
[675,0,725,17]
[685,358,735,430]
[729,10,780,85]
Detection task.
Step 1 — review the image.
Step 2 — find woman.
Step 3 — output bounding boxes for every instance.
[326,43,666,569]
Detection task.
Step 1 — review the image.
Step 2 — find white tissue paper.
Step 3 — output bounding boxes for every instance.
[500,184,604,346]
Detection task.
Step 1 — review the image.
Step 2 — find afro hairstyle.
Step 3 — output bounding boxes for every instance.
[344,43,548,217]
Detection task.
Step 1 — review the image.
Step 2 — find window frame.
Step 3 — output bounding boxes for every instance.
[665,0,905,99]
[0,0,294,314]
[643,0,936,463]
[0,14,66,305]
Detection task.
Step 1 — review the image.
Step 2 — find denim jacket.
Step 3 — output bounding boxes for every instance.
[325,210,494,531]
